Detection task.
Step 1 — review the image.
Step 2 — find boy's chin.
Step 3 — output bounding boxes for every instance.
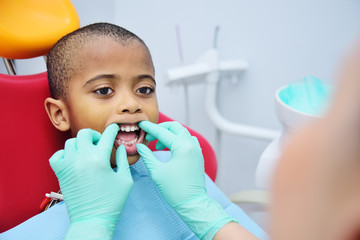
[127,154,141,165]
[110,153,140,167]
[111,140,149,167]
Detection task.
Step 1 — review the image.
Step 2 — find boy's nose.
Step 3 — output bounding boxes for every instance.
[116,94,142,114]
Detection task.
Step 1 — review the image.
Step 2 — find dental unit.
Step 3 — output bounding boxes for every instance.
[165,34,333,204]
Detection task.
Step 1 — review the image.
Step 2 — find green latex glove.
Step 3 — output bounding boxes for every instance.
[49,123,134,240]
[136,121,236,240]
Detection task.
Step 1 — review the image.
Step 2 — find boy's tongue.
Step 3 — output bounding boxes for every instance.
[115,130,139,155]
[118,131,137,142]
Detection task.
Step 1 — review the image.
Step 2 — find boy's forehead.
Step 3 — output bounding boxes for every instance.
[74,37,150,61]
[79,37,144,52]
[68,37,154,82]
[71,37,151,65]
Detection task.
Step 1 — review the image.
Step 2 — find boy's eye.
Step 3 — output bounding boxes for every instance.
[95,87,114,95]
[137,87,154,95]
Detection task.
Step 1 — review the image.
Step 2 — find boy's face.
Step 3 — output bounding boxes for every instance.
[64,38,158,165]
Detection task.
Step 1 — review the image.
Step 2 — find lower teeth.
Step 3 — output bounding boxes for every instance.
[121,137,138,145]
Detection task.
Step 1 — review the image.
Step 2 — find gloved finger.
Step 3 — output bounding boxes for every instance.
[64,138,76,152]
[97,123,119,151]
[76,128,101,150]
[139,121,176,149]
[115,145,133,181]
[155,141,167,150]
[157,121,191,137]
[144,132,166,150]
[115,145,128,171]
[192,136,201,150]
[145,133,157,142]
[49,149,65,173]
[136,144,162,174]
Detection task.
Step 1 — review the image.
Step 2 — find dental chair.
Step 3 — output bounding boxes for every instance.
[0,71,218,232]
[0,52,217,234]
[0,1,218,232]
[0,0,79,232]
[0,2,267,239]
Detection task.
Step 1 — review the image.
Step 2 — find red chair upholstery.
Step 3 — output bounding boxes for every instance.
[0,72,217,232]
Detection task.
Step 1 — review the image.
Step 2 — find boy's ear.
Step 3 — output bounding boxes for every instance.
[44,97,70,132]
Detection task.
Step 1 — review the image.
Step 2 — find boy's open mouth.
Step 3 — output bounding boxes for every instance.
[114,123,146,155]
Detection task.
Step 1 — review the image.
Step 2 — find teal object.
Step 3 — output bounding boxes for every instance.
[137,121,236,240]
[49,124,134,240]
[278,76,333,116]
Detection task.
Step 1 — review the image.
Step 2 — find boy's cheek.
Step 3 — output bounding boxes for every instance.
[143,139,150,146]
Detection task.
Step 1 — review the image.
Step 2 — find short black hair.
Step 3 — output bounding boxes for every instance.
[47,22,150,99]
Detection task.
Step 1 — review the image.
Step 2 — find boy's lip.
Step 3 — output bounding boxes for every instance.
[113,122,146,155]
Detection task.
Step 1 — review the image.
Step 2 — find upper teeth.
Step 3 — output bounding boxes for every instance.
[120,125,139,132]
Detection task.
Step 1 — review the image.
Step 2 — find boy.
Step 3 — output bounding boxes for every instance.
[44,22,158,167]
[1,23,265,239]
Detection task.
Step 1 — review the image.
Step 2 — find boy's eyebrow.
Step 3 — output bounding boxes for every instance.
[83,74,156,86]
[138,74,156,84]
[84,74,117,86]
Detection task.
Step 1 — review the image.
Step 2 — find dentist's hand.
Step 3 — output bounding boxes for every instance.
[50,124,133,240]
[138,121,205,205]
[136,121,235,240]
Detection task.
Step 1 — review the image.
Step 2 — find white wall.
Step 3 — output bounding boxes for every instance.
[111,0,360,195]
[2,0,360,203]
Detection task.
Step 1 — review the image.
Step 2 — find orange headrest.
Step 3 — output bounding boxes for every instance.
[0,0,80,59]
